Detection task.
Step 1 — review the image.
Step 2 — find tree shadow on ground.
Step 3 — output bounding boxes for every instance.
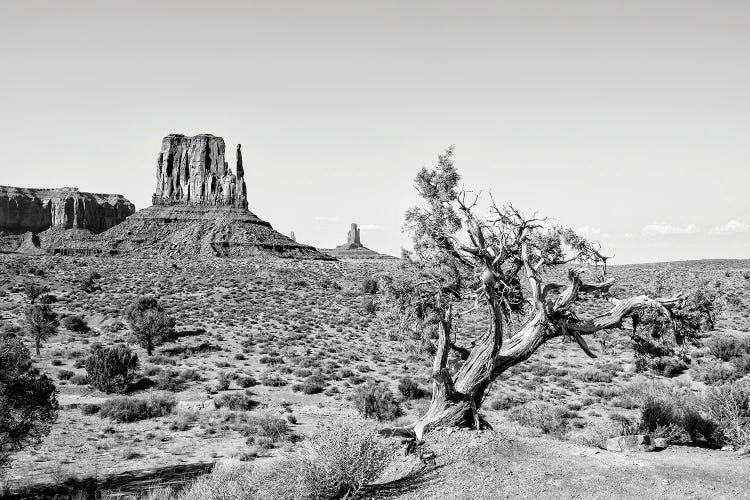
[363,463,447,498]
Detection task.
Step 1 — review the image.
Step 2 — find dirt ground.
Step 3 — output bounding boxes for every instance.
[1,254,749,498]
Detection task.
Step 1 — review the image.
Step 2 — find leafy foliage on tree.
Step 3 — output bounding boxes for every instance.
[125,296,176,355]
[85,343,139,394]
[0,334,58,472]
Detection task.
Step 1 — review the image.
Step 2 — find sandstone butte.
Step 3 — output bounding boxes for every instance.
[94,134,331,259]
[319,223,397,259]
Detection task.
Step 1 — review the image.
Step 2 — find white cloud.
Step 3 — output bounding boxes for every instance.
[642,222,699,236]
[358,224,381,231]
[576,225,601,236]
[314,216,340,223]
[710,220,750,235]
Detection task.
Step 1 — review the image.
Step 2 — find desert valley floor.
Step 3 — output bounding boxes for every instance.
[1,254,749,499]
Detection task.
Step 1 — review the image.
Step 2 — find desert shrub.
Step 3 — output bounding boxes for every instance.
[302,374,326,394]
[98,392,176,422]
[690,358,737,385]
[361,296,377,315]
[215,390,257,411]
[237,412,290,442]
[362,278,379,295]
[216,371,231,391]
[62,315,89,334]
[237,375,256,388]
[576,368,613,383]
[155,368,184,392]
[731,354,750,377]
[81,404,100,415]
[489,394,527,410]
[397,377,425,399]
[0,335,58,472]
[260,371,286,387]
[507,401,570,435]
[707,334,750,362]
[85,343,139,394]
[254,421,392,500]
[649,356,689,377]
[352,380,401,421]
[57,369,74,381]
[125,296,176,356]
[705,380,750,448]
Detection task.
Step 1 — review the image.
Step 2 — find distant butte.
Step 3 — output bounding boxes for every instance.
[96,133,331,259]
[319,223,397,259]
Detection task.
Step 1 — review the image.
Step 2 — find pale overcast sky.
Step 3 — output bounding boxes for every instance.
[1,1,747,263]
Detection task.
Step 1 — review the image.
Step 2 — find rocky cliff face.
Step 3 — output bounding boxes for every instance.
[153,134,247,209]
[0,186,136,234]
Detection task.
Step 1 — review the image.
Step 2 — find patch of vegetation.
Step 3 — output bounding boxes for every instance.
[85,343,139,394]
[98,392,176,422]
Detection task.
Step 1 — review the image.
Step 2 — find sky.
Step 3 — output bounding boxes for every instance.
[0,0,747,264]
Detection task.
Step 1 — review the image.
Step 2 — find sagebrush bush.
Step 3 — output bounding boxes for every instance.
[362,278,379,295]
[302,374,326,394]
[62,315,89,334]
[215,390,257,411]
[507,401,570,435]
[353,380,401,421]
[99,392,176,422]
[705,380,750,448]
[397,377,425,399]
[707,334,750,362]
[85,343,139,394]
[254,421,392,500]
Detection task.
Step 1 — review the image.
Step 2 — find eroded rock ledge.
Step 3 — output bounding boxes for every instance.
[0,186,135,235]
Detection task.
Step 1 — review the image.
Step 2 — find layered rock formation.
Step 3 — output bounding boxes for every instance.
[319,223,397,259]
[153,134,247,208]
[0,186,135,235]
[96,133,330,259]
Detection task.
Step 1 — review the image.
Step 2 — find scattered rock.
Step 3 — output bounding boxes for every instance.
[606,435,656,452]
[653,438,669,449]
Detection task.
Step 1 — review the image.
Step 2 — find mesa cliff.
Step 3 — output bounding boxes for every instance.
[0,186,135,234]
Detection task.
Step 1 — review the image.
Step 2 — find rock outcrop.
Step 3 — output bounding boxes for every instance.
[95,133,330,260]
[319,223,397,259]
[153,134,247,209]
[0,186,135,235]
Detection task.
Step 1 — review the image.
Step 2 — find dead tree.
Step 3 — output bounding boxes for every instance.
[383,147,715,440]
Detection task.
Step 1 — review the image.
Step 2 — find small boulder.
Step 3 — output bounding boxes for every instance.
[606,434,655,452]
[202,399,216,411]
[653,437,669,449]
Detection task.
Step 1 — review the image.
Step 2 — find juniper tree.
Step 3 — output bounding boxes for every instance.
[126,296,176,356]
[381,147,718,439]
[0,334,58,472]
